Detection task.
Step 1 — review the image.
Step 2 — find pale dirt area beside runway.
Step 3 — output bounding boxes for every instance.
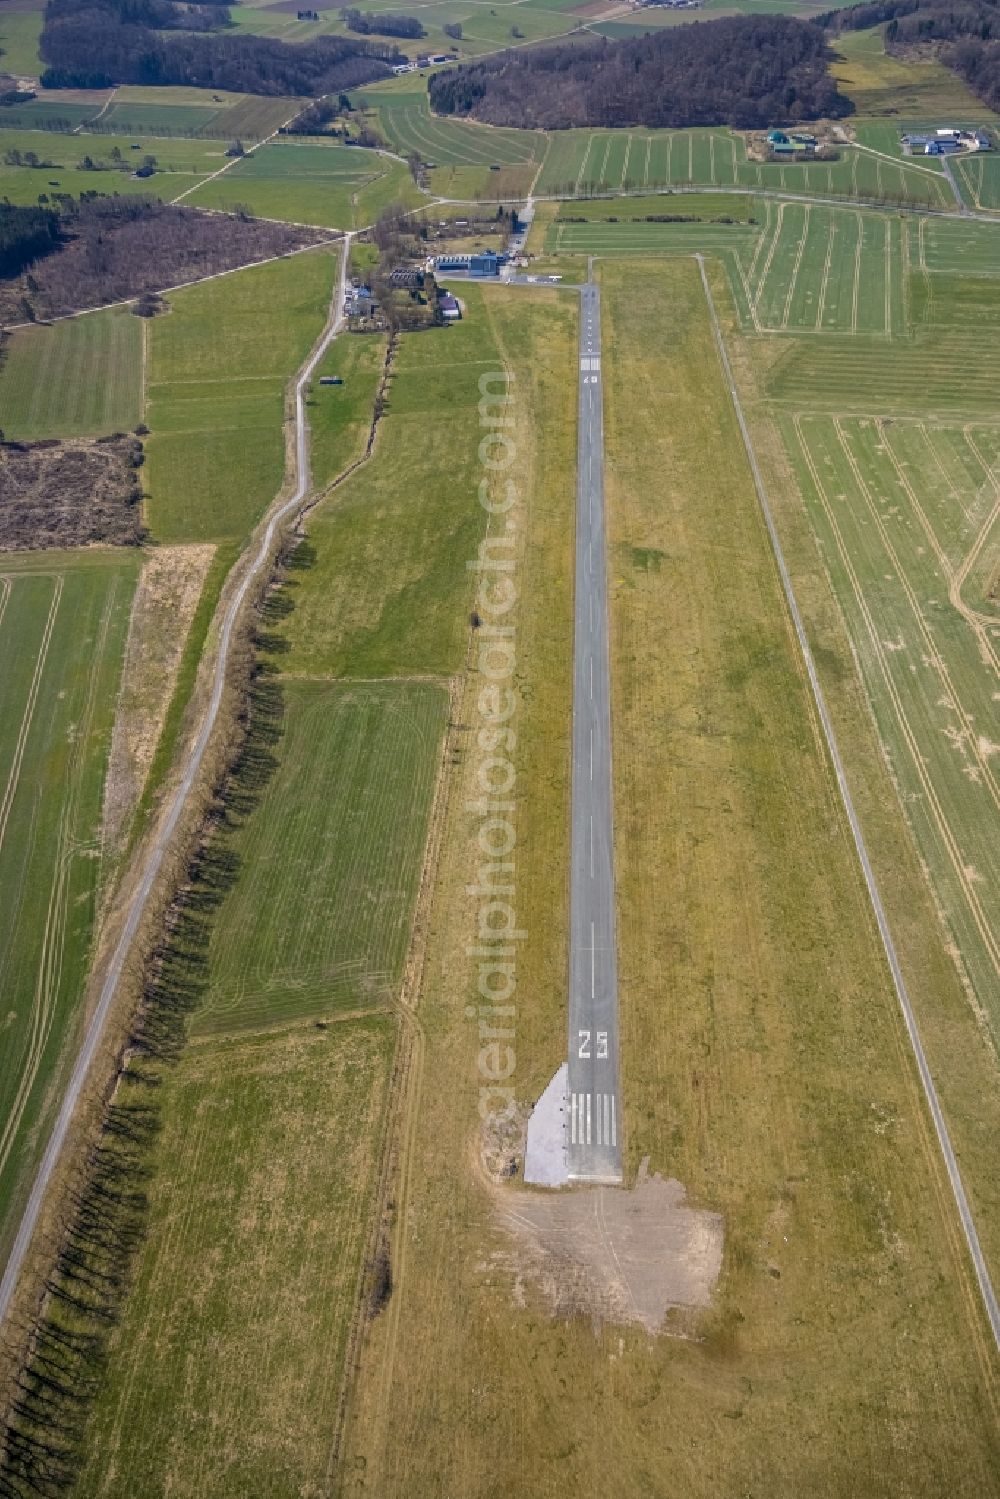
[489,1159,723,1332]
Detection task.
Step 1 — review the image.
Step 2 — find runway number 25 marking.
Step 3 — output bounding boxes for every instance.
[578,1030,609,1060]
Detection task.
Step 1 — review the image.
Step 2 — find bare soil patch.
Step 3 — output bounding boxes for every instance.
[0,433,144,549]
[491,1159,723,1333]
[102,542,216,856]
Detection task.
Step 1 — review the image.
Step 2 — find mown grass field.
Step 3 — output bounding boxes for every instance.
[193,679,448,1035]
[306,330,386,489]
[0,6,43,76]
[0,306,141,439]
[0,126,228,204]
[730,200,905,334]
[352,80,539,196]
[76,1015,396,1498]
[94,86,300,141]
[952,150,1000,212]
[186,139,423,228]
[782,412,1000,1047]
[144,248,335,544]
[278,286,513,679]
[534,123,954,206]
[0,551,138,1266]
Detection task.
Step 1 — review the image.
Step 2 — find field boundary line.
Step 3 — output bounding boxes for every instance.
[815,209,835,330]
[0,575,62,860]
[697,253,1000,1354]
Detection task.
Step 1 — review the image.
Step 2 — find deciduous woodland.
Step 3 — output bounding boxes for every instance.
[428,17,853,129]
[39,0,398,94]
[0,198,332,322]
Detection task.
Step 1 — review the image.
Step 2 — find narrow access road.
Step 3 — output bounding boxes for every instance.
[697,253,1000,1354]
[0,235,353,1328]
[566,268,622,1183]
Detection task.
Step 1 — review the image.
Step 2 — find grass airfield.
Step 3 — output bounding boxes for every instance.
[1,16,1000,1498]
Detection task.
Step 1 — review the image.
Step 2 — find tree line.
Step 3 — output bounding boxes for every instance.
[39,0,399,94]
[823,0,1000,111]
[428,16,853,129]
[343,8,425,39]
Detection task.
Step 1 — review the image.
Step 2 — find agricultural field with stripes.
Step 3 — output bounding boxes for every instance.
[0,307,142,440]
[781,414,1000,1046]
[534,125,955,207]
[729,201,904,335]
[0,552,138,1263]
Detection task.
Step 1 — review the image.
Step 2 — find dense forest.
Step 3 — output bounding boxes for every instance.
[428,17,852,129]
[823,0,1000,110]
[0,205,61,278]
[40,0,398,93]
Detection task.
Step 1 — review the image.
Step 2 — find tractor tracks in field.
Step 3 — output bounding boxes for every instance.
[700,256,1000,1355]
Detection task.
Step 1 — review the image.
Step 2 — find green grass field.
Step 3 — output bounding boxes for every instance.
[953,151,1000,211]
[193,679,449,1035]
[0,307,141,439]
[0,7,43,76]
[0,551,138,1265]
[144,248,335,544]
[782,412,1000,1046]
[76,1014,396,1498]
[88,86,301,142]
[533,124,954,206]
[731,200,904,334]
[306,330,386,489]
[185,139,424,228]
[352,78,539,195]
[547,217,758,255]
[0,126,228,205]
[278,286,518,679]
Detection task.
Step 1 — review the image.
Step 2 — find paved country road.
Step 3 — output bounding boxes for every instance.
[566,272,622,1183]
[0,235,353,1328]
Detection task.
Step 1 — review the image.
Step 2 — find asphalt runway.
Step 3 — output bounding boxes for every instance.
[566,277,622,1183]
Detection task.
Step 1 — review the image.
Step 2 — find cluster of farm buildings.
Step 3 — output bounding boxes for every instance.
[901,127,993,156]
[766,129,819,156]
[393,52,457,74]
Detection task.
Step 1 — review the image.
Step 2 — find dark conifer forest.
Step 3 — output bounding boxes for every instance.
[428,17,853,129]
